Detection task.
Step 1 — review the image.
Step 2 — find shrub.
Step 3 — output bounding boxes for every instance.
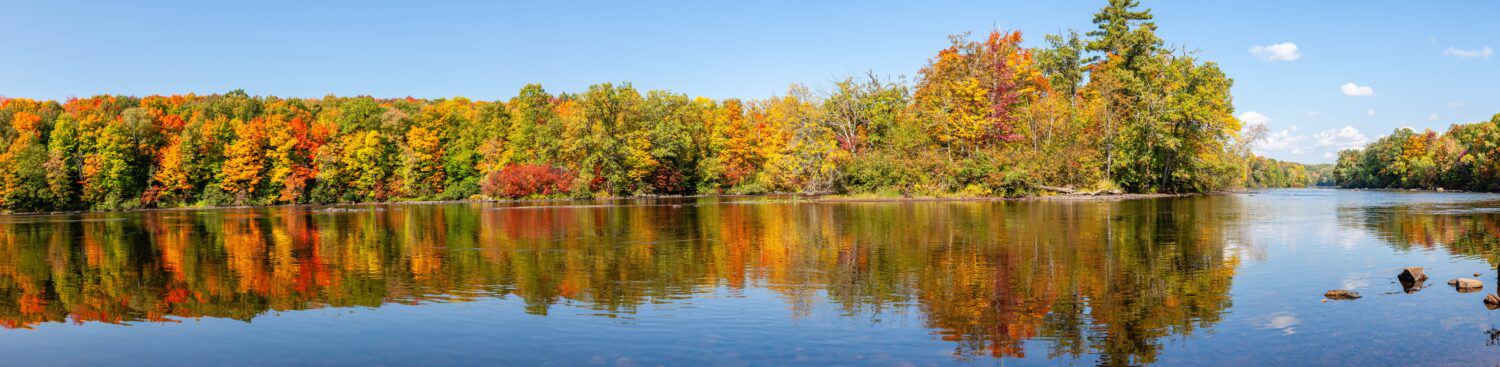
[437,177,481,201]
[481,164,574,199]
[649,166,689,195]
[843,152,918,195]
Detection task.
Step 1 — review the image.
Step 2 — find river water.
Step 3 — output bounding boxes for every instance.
[1,189,1499,366]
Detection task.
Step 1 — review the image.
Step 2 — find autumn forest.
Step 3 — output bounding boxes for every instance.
[1333,114,1500,191]
[0,1,1330,213]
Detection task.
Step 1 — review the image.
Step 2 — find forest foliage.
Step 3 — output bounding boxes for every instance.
[1334,113,1500,191]
[1246,156,1315,188]
[0,1,1309,211]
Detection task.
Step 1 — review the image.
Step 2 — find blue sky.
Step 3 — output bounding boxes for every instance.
[1,1,1495,163]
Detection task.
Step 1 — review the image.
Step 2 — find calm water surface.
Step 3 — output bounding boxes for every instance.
[3,189,1500,366]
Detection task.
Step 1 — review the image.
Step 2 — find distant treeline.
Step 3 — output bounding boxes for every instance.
[1246,157,1325,188]
[1334,114,1500,191]
[0,0,1306,211]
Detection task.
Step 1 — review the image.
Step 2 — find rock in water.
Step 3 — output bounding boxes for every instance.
[1487,294,1500,310]
[1448,278,1485,292]
[1324,290,1361,300]
[1398,267,1428,283]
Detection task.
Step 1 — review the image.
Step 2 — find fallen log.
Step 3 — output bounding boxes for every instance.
[1037,185,1075,194]
[1035,185,1125,196]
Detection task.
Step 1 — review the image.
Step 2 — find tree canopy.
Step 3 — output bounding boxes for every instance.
[0,1,1319,212]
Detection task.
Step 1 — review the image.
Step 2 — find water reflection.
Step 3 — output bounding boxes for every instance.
[1345,199,1500,265]
[0,197,1249,364]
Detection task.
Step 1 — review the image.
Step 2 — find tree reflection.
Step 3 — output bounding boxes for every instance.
[0,197,1245,364]
[1346,199,1500,355]
[1347,201,1500,263]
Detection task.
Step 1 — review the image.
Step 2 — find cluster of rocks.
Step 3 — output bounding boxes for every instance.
[1326,267,1500,309]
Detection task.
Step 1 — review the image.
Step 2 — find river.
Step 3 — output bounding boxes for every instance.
[1,189,1498,366]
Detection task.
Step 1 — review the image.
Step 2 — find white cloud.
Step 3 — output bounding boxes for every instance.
[1260,125,1307,152]
[1258,312,1300,336]
[1250,42,1301,61]
[1428,113,1440,121]
[1365,109,1376,117]
[1448,101,1466,109]
[1340,276,1370,291]
[1444,46,1494,59]
[1316,126,1369,150]
[1239,111,1272,126]
[1239,112,1308,153]
[1341,82,1374,97]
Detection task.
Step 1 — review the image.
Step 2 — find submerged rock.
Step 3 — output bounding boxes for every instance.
[1448,278,1484,292]
[1487,294,1500,310]
[1398,267,1428,283]
[1324,290,1361,300]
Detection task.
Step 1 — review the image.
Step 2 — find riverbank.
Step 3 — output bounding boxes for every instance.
[807,192,1189,203]
[2,190,1218,215]
[1338,187,1473,193]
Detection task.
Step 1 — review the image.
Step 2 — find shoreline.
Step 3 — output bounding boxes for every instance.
[1339,187,1477,193]
[0,191,1229,216]
[806,192,1191,203]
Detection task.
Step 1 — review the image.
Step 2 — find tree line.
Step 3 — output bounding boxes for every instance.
[1334,114,1500,190]
[0,0,1304,211]
[1246,156,1317,188]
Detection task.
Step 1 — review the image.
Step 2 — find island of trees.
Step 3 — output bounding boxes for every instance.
[1333,114,1500,191]
[0,1,1314,212]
